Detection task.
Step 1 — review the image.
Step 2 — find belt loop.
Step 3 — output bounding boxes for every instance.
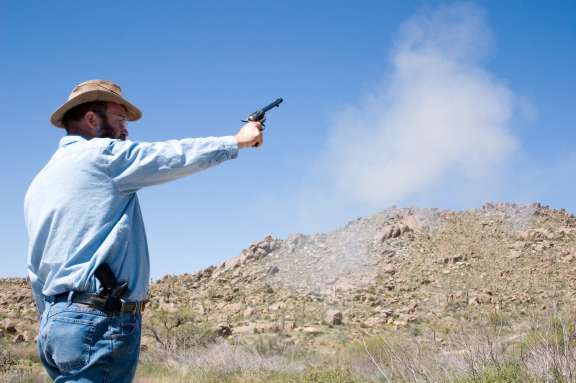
[67,291,74,306]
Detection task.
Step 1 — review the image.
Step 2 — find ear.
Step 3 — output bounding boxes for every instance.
[85,111,99,129]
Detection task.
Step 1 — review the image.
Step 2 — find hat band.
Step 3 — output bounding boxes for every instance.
[72,83,122,98]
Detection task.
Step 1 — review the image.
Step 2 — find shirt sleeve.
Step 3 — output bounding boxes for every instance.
[103,136,239,194]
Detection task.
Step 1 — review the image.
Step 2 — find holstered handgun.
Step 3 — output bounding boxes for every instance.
[95,263,128,312]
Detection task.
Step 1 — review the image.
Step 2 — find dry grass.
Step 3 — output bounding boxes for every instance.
[141,339,305,375]
[3,311,576,382]
[521,312,576,381]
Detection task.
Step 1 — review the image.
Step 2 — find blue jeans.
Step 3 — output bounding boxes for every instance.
[37,299,141,383]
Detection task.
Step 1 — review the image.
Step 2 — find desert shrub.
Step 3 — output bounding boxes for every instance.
[0,369,49,383]
[143,308,218,352]
[5,343,40,365]
[136,362,187,381]
[0,351,47,383]
[487,311,510,328]
[521,314,576,382]
[253,334,290,357]
[0,350,15,373]
[345,335,447,382]
[177,341,303,374]
[136,309,576,382]
[302,368,365,383]
[453,362,532,383]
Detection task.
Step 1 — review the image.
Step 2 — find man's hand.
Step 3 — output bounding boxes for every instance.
[234,121,263,148]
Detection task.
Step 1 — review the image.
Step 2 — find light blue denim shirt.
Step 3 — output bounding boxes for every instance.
[24,135,238,314]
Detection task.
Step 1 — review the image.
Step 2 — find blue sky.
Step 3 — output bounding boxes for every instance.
[1,1,574,278]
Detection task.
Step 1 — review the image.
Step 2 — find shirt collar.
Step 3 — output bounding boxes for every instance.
[59,135,89,148]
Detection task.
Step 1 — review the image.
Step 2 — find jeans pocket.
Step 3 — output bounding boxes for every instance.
[109,315,141,360]
[46,316,96,372]
[110,316,139,339]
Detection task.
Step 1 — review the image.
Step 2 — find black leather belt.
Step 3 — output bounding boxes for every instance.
[52,292,146,314]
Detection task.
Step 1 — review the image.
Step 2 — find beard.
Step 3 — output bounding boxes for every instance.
[97,118,127,140]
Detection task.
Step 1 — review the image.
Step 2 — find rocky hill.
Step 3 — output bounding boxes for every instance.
[2,202,576,355]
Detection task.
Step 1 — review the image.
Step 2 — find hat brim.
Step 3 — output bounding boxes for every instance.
[50,90,142,128]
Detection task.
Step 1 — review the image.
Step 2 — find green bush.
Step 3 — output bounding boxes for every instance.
[487,311,510,328]
[454,362,533,383]
[253,334,288,357]
[302,368,366,383]
[144,308,218,351]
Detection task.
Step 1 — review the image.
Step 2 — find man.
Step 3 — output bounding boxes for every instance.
[24,80,263,382]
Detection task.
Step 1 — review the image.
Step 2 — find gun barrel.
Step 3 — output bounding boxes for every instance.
[260,98,283,113]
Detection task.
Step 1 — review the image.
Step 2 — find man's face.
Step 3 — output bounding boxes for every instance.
[96,103,129,140]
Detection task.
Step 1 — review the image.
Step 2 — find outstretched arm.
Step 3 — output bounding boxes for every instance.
[106,121,263,194]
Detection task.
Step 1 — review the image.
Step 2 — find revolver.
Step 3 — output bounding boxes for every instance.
[243,98,284,128]
[242,98,283,147]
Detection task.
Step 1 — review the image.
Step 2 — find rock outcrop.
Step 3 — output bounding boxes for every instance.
[2,203,575,352]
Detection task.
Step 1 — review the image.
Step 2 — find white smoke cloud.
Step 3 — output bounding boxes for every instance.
[323,3,518,206]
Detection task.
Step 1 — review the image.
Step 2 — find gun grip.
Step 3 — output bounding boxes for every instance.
[95,263,117,291]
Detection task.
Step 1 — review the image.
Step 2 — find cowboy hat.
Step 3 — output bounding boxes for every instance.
[50,79,142,128]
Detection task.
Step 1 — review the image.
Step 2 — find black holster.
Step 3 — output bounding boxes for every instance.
[94,263,128,311]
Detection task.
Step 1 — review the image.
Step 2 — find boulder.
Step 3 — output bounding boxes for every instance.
[216,324,232,337]
[22,331,33,342]
[267,265,280,275]
[302,326,321,336]
[12,333,25,343]
[380,225,402,241]
[382,264,397,275]
[243,307,255,317]
[1,319,16,335]
[363,316,386,327]
[254,322,280,334]
[324,310,343,326]
[226,302,244,314]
